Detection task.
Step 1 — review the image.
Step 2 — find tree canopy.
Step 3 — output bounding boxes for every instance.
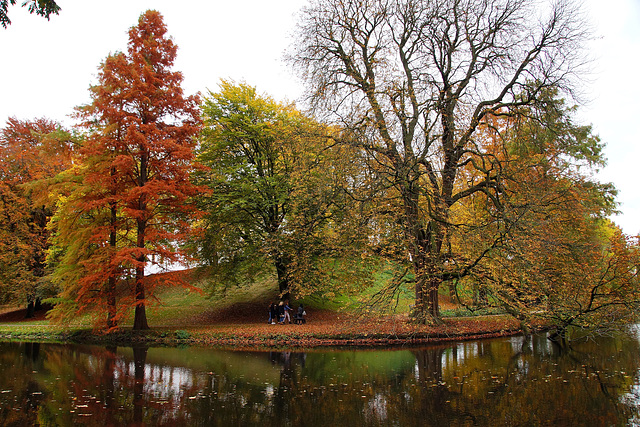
[0,117,73,314]
[50,10,202,330]
[0,1,636,340]
[458,91,639,341]
[197,80,375,300]
[1,0,60,28]
[290,0,592,323]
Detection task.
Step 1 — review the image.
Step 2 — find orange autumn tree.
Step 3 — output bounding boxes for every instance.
[0,117,73,315]
[449,90,640,341]
[54,10,201,330]
[48,134,129,330]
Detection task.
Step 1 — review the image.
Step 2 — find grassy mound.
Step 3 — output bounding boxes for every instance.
[0,268,527,348]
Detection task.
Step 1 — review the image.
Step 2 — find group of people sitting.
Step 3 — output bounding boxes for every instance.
[268,301,306,324]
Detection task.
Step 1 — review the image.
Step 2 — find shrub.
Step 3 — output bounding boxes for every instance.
[175,330,190,340]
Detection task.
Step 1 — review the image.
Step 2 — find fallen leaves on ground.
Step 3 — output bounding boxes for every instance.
[168,305,527,349]
[0,299,537,349]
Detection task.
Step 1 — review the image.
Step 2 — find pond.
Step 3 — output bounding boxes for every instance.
[2,329,640,426]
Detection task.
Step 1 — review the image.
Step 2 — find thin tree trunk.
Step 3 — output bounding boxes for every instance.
[107,276,117,330]
[133,218,149,330]
[448,281,456,300]
[107,202,118,330]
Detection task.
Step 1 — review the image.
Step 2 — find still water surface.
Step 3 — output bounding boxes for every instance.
[2,329,640,426]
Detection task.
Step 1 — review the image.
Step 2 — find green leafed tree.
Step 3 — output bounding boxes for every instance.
[196,80,375,301]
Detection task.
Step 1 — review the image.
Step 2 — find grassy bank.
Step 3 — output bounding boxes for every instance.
[0,315,527,350]
[0,270,529,348]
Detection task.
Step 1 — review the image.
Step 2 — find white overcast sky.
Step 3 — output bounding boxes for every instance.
[1,0,638,235]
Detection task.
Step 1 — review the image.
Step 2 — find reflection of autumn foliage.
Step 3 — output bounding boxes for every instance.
[1,332,639,425]
[0,343,45,426]
[141,334,640,425]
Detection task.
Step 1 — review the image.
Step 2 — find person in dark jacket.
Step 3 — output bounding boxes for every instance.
[268,302,277,324]
[277,301,285,323]
[294,304,306,324]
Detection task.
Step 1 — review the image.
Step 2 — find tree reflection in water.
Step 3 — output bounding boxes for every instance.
[0,330,639,426]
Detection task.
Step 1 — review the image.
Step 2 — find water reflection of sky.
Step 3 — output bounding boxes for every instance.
[438,334,558,373]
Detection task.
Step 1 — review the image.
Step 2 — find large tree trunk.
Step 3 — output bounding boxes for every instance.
[25,299,35,319]
[133,152,149,331]
[426,276,441,319]
[404,186,443,323]
[412,259,442,324]
[133,267,149,330]
[275,255,290,301]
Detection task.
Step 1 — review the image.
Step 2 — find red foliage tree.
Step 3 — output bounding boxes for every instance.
[69,10,202,330]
